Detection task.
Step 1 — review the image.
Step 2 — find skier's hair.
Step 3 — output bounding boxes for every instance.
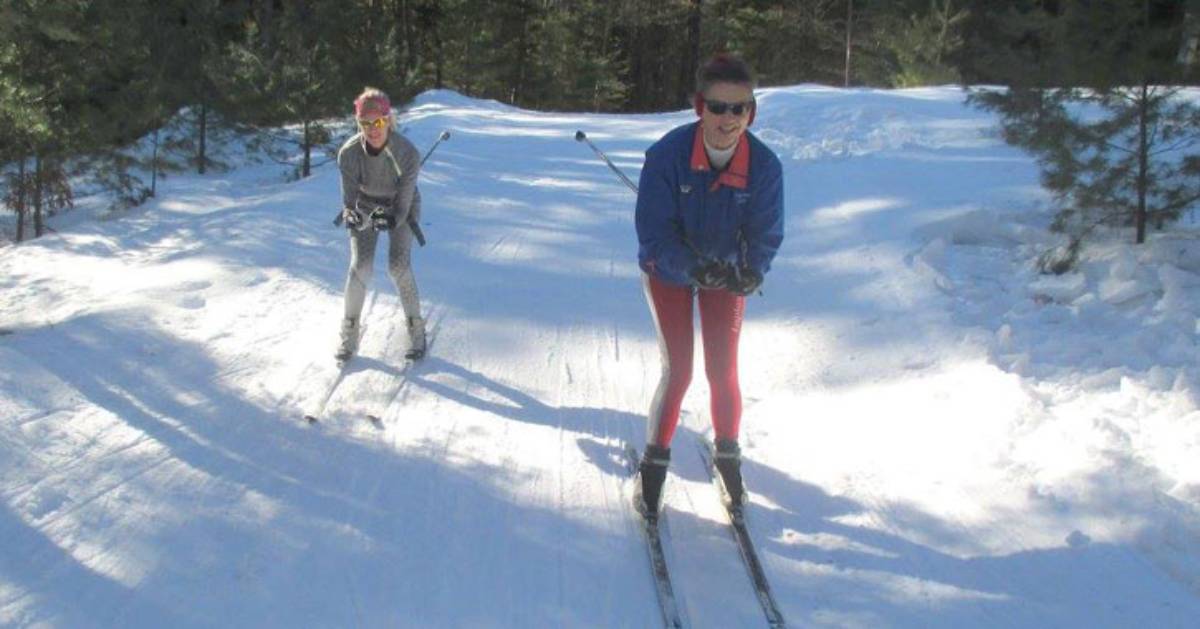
[695,54,756,95]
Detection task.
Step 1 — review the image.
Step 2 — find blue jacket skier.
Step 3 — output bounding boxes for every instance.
[633,54,785,517]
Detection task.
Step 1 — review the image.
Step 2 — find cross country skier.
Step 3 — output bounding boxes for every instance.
[335,87,426,363]
[633,54,785,516]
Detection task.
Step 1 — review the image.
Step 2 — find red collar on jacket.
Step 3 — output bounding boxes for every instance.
[690,125,749,191]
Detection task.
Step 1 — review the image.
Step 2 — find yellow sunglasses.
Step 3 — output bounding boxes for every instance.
[357,117,389,129]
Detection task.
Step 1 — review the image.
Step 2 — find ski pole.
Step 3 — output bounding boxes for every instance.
[421,130,451,167]
[575,130,638,194]
[333,130,452,227]
[575,129,716,266]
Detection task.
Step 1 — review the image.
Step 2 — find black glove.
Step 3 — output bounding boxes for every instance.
[690,260,735,290]
[343,207,368,231]
[730,267,763,296]
[370,207,397,231]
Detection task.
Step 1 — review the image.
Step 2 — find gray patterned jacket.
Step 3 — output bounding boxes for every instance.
[336,131,421,224]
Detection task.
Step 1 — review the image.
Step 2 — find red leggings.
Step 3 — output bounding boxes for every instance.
[643,273,745,448]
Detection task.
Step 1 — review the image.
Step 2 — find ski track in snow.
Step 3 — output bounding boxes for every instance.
[2,85,1199,627]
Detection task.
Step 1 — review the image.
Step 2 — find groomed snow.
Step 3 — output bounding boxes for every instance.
[1,85,1198,628]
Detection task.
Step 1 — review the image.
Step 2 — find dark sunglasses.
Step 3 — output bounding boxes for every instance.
[704,98,754,116]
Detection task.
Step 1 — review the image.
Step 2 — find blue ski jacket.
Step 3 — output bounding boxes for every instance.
[635,122,784,287]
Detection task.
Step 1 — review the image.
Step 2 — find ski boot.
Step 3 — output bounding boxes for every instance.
[714,438,746,512]
[633,445,670,520]
[334,316,359,365]
[405,315,427,360]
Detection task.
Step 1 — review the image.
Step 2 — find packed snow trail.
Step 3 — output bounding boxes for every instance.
[1,87,1199,627]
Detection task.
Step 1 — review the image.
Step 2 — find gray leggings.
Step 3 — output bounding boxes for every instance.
[343,220,421,322]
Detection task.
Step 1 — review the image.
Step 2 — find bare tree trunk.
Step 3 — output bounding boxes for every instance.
[1135,82,1149,245]
[399,0,410,76]
[15,158,26,243]
[198,98,208,175]
[1178,0,1200,70]
[302,119,313,178]
[32,154,43,238]
[843,0,854,87]
[1135,0,1151,243]
[256,0,275,51]
[933,0,955,65]
[593,0,617,111]
[427,0,445,91]
[511,2,532,106]
[150,127,160,197]
[681,0,702,103]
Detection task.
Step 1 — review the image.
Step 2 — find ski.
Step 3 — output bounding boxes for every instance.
[356,309,442,425]
[695,437,786,628]
[302,322,369,424]
[625,445,687,629]
[303,365,349,424]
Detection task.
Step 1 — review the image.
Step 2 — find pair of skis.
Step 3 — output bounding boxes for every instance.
[303,353,421,425]
[627,438,786,628]
[302,322,437,425]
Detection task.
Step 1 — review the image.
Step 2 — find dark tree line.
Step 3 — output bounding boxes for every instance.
[4,0,1200,245]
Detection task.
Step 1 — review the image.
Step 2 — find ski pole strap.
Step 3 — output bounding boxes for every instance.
[383,145,405,180]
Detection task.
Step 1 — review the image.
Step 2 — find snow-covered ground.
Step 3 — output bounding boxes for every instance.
[2,85,1199,628]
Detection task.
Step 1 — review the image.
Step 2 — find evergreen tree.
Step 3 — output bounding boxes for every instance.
[0,1,83,234]
[223,1,363,178]
[972,0,1200,272]
[881,0,969,87]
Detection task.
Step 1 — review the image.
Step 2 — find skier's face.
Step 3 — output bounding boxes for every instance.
[359,115,391,150]
[699,82,754,151]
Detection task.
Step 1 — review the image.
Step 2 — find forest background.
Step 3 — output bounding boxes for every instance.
[5,0,1200,242]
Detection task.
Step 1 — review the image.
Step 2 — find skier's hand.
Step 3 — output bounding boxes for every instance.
[370,208,397,231]
[730,267,763,296]
[690,260,735,290]
[343,206,367,231]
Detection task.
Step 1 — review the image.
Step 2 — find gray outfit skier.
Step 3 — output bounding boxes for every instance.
[335,88,426,362]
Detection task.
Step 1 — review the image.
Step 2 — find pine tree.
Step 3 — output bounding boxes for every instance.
[223,1,362,178]
[972,0,1200,272]
[882,0,969,87]
[0,1,82,235]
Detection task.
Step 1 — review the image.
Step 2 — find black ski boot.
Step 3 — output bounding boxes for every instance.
[633,445,671,519]
[714,438,746,510]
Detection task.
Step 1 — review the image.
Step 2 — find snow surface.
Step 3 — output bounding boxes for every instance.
[2,85,1199,628]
